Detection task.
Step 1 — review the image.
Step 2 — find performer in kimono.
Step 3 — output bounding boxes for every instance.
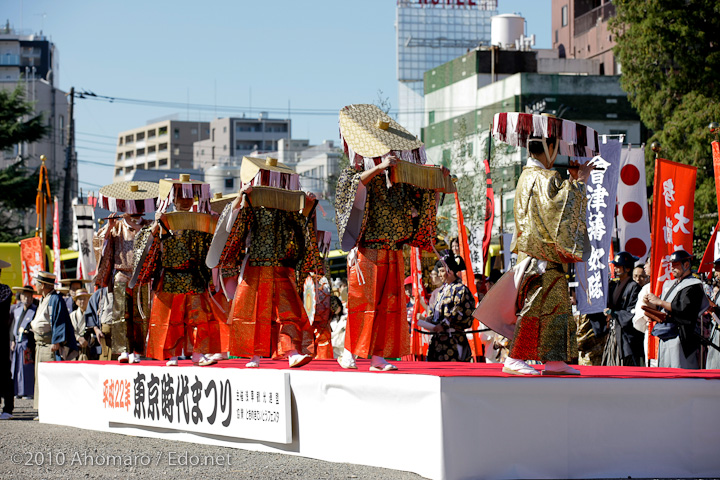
[10,285,37,399]
[69,289,92,361]
[475,113,600,376]
[30,271,78,410]
[602,252,643,366]
[207,156,322,368]
[96,181,157,363]
[335,104,452,371]
[303,231,334,360]
[644,249,707,369]
[132,174,219,367]
[423,254,475,362]
[0,261,14,419]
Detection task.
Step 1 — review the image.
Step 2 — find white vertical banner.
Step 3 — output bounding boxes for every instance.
[616,146,651,263]
[53,196,62,283]
[73,204,97,280]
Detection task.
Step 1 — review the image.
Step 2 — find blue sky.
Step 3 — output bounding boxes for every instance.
[6,0,550,193]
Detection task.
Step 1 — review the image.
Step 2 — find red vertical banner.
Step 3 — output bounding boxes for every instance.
[454,192,482,359]
[649,158,697,359]
[20,236,44,286]
[700,142,720,273]
[53,196,62,282]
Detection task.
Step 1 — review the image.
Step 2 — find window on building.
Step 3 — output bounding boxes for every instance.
[212,128,215,141]
[148,129,156,138]
[561,5,568,27]
[223,126,227,133]
[225,178,234,189]
[148,161,156,169]
[159,158,168,167]
[174,148,180,155]
[191,128,197,135]
[174,128,180,139]
[159,143,168,152]
[136,132,145,140]
[159,126,168,136]
[428,111,435,124]
[115,168,122,176]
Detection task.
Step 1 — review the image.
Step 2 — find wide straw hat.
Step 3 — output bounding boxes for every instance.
[59,278,93,285]
[157,174,211,213]
[72,288,92,301]
[34,271,56,285]
[98,181,159,214]
[240,156,296,185]
[12,285,35,295]
[209,192,238,215]
[339,104,424,158]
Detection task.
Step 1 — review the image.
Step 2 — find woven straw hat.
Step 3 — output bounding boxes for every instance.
[210,192,238,215]
[99,181,159,214]
[158,174,209,201]
[339,104,423,158]
[34,271,56,285]
[240,156,295,184]
[59,278,93,285]
[72,288,92,301]
[12,285,35,295]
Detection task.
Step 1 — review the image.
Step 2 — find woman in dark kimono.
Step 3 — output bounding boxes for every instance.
[10,286,37,398]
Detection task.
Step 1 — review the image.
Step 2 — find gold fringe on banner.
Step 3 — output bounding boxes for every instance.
[248,186,305,212]
[390,160,456,193]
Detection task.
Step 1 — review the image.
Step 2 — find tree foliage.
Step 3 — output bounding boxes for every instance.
[0,85,49,241]
[0,85,47,151]
[610,0,720,249]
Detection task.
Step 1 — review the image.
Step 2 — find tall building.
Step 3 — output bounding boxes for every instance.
[0,25,74,237]
[396,0,498,136]
[193,114,291,170]
[294,140,342,199]
[114,119,209,181]
[552,0,618,75]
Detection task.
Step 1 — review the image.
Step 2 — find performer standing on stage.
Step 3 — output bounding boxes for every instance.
[506,135,593,375]
[335,104,449,371]
[208,156,321,368]
[644,249,707,369]
[95,181,157,363]
[132,175,219,367]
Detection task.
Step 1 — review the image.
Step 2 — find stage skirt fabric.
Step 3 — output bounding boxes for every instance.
[347,247,410,359]
[146,292,220,360]
[510,258,576,362]
[228,265,312,358]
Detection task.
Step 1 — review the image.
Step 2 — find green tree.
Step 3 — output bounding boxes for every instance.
[610,0,720,250]
[0,85,49,241]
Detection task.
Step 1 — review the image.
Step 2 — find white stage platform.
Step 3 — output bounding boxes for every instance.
[39,360,720,480]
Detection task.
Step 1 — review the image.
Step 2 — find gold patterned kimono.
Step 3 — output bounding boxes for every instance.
[510,161,586,362]
[133,224,219,360]
[335,167,437,358]
[215,206,322,358]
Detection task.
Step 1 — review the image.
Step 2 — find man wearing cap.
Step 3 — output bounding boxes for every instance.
[503,134,594,375]
[30,271,78,411]
[422,255,475,362]
[208,158,321,368]
[603,252,643,366]
[59,278,91,312]
[10,285,37,399]
[644,249,707,369]
[69,289,92,360]
[0,260,15,419]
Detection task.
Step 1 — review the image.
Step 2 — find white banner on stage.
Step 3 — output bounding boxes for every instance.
[99,366,291,444]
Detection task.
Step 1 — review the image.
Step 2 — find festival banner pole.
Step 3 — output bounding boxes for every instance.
[35,155,51,269]
[454,191,482,360]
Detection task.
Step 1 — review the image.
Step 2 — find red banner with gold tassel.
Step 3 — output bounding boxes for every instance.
[454,192,483,360]
[408,246,428,360]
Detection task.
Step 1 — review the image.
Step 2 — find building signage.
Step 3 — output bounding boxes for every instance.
[100,366,291,444]
[412,0,488,7]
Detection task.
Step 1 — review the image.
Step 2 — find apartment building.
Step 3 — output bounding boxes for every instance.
[114,119,209,181]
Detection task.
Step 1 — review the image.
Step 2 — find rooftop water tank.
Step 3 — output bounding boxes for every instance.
[491,14,525,49]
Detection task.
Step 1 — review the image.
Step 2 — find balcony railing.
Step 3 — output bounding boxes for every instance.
[574,2,616,37]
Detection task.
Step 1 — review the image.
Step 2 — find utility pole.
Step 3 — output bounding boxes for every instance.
[61,87,75,244]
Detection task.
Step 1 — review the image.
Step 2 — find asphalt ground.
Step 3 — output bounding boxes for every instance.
[0,398,422,480]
